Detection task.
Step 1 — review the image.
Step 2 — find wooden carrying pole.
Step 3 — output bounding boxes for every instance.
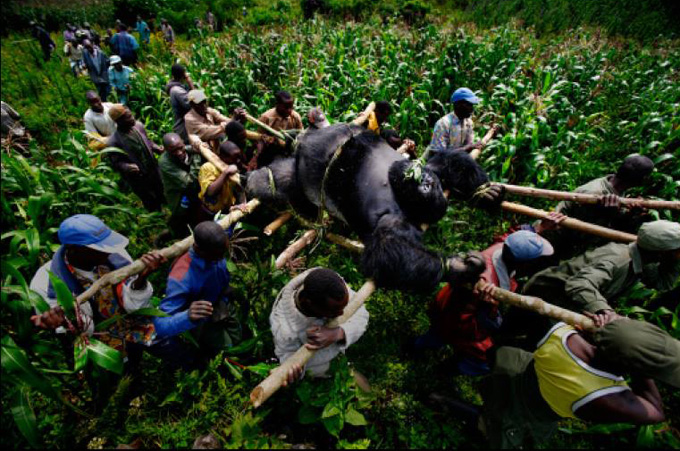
[469,125,498,160]
[245,130,286,147]
[501,201,637,243]
[275,230,318,269]
[326,233,365,253]
[245,113,287,142]
[496,183,680,211]
[477,281,596,332]
[75,199,260,305]
[351,102,376,126]
[188,134,241,185]
[264,212,294,236]
[250,280,376,408]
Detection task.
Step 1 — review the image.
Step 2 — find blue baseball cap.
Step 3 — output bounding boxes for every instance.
[504,230,554,262]
[450,87,481,104]
[58,214,129,254]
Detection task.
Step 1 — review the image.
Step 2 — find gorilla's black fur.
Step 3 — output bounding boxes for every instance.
[246,125,491,291]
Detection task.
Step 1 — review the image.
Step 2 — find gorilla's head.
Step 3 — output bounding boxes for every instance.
[388,159,447,225]
[425,150,489,201]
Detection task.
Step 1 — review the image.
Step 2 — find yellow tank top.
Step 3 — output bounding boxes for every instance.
[367,111,380,134]
[534,323,630,419]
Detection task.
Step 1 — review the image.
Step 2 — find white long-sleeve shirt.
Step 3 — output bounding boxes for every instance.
[83,103,117,137]
[270,268,369,377]
[30,250,153,336]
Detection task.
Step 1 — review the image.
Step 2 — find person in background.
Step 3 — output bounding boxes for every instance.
[31,21,56,61]
[159,132,202,239]
[270,267,369,384]
[255,90,303,166]
[108,55,134,106]
[135,16,151,45]
[103,29,115,51]
[198,141,246,220]
[82,39,111,102]
[206,11,216,32]
[81,22,100,45]
[165,63,195,143]
[161,19,175,45]
[548,154,655,256]
[83,91,117,148]
[258,90,304,133]
[30,214,165,352]
[64,37,85,77]
[63,24,76,42]
[110,23,139,66]
[307,107,330,130]
[184,89,244,152]
[106,104,165,211]
[366,100,391,136]
[151,221,242,368]
[427,87,488,158]
[480,312,678,448]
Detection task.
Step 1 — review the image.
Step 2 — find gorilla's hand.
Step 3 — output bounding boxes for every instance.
[473,183,505,209]
[444,252,486,285]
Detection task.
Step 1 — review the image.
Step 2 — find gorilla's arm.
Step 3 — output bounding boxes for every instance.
[361,214,445,292]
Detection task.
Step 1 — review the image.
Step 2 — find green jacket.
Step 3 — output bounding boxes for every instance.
[158,150,201,213]
[555,175,618,223]
[524,242,680,313]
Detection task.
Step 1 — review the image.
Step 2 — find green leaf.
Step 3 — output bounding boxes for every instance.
[322,414,344,437]
[245,361,276,377]
[298,404,320,424]
[128,307,169,317]
[86,338,123,375]
[73,336,88,372]
[1,335,59,401]
[11,388,42,449]
[321,403,341,419]
[224,359,243,380]
[160,390,181,406]
[46,271,76,321]
[636,424,655,448]
[345,407,367,426]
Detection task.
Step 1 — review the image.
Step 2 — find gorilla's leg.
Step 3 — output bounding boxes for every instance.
[246,157,297,205]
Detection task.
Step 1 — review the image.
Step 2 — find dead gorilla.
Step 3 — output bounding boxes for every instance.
[247,124,501,291]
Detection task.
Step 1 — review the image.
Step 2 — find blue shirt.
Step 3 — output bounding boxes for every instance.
[153,248,230,339]
[136,21,150,41]
[108,65,133,91]
[110,31,139,60]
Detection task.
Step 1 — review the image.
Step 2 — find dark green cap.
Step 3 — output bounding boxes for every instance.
[595,318,680,388]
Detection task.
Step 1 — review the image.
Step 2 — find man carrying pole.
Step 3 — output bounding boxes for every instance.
[269,268,369,384]
[501,220,680,347]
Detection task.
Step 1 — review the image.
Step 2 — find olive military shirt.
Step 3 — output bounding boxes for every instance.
[524,242,680,313]
[555,175,619,226]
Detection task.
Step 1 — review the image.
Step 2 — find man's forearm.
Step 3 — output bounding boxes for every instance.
[630,377,663,412]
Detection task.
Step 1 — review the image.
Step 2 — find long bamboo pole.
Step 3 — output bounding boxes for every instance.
[476,281,596,332]
[188,134,240,184]
[75,199,260,305]
[245,130,286,147]
[469,125,498,160]
[245,113,287,142]
[501,201,637,243]
[264,212,294,236]
[250,280,376,408]
[496,183,680,211]
[326,233,365,253]
[274,230,318,269]
[351,102,376,126]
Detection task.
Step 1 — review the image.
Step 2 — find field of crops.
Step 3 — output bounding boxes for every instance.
[2,8,679,450]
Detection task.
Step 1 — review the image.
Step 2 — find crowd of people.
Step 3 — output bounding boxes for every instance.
[5,17,678,449]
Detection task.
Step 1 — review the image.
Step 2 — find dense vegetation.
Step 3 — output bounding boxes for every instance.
[2,5,679,449]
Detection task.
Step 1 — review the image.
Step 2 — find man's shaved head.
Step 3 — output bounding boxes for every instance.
[617,154,654,186]
[193,221,228,261]
[163,132,183,148]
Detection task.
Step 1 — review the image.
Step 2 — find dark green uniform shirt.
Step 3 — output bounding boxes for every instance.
[524,242,680,313]
[158,150,200,213]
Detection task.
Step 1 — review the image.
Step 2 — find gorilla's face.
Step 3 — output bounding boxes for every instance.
[388,160,447,226]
